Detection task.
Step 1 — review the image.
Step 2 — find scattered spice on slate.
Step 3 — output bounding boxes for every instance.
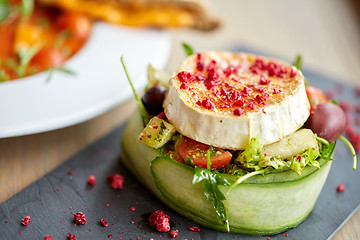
[149,210,170,232]
[74,212,87,224]
[21,216,31,226]
[100,219,109,227]
[108,234,112,238]
[68,170,73,176]
[67,233,76,240]
[43,235,54,240]
[283,233,289,237]
[130,207,136,211]
[57,187,61,191]
[107,174,125,189]
[337,183,346,192]
[106,204,110,207]
[87,174,96,185]
[170,230,179,238]
[188,226,200,232]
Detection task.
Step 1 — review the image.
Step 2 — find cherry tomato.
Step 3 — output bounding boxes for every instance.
[306,85,328,112]
[179,137,232,169]
[31,47,65,70]
[57,12,91,40]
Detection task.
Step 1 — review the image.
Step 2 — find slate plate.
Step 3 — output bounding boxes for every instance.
[0,49,359,240]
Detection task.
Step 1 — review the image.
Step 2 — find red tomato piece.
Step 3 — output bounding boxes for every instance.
[179,137,232,169]
[57,12,91,40]
[31,47,65,70]
[305,85,328,113]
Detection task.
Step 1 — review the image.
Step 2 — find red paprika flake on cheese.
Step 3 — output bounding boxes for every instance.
[21,216,31,226]
[74,212,87,225]
[149,210,170,232]
[177,71,194,83]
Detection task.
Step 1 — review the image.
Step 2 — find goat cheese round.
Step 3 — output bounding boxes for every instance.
[163,51,310,150]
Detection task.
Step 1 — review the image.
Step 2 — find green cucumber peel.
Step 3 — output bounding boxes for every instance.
[192,167,230,232]
[121,56,150,125]
[338,136,357,170]
[182,42,195,57]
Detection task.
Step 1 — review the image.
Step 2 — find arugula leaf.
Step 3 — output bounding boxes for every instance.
[182,42,195,56]
[193,167,230,232]
[184,156,195,167]
[121,56,150,125]
[0,0,11,24]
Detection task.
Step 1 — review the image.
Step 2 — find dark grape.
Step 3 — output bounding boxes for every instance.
[142,85,167,116]
[305,102,346,142]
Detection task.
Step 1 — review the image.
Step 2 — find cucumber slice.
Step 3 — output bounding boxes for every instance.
[121,110,332,235]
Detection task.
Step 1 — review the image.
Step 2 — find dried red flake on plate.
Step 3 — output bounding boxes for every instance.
[107,234,112,238]
[267,237,271,240]
[149,210,170,232]
[107,174,125,189]
[337,183,346,192]
[67,233,76,240]
[283,233,289,237]
[188,226,200,232]
[74,212,87,225]
[100,219,108,227]
[170,230,179,238]
[68,170,73,176]
[87,174,96,185]
[21,216,31,226]
[43,235,54,240]
[130,207,136,211]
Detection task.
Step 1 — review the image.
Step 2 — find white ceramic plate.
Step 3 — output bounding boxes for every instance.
[0,22,171,138]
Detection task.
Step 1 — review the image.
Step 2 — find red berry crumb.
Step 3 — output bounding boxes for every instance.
[74,212,87,225]
[43,236,53,240]
[68,233,76,240]
[21,216,31,226]
[108,234,112,238]
[87,174,96,185]
[233,108,244,116]
[283,233,289,237]
[170,230,179,238]
[106,204,110,207]
[107,174,125,189]
[267,237,271,240]
[130,207,136,211]
[337,183,345,192]
[188,226,200,232]
[68,170,73,176]
[100,219,108,227]
[149,210,170,232]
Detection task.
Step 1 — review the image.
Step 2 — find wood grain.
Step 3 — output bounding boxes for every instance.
[1,0,359,239]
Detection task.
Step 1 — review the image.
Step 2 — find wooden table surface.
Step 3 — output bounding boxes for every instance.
[1,0,359,239]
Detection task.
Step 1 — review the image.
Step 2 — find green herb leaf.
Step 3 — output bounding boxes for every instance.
[182,42,195,57]
[121,56,150,125]
[292,54,303,70]
[0,70,9,82]
[19,0,33,20]
[17,43,41,77]
[193,167,230,231]
[0,0,11,24]
[46,66,76,82]
[338,136,357,170]
[184,156,195,167]
[226,169,266,194]
[206,146,213,170]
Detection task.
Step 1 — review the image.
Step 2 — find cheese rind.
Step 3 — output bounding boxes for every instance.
[164,52,310,150]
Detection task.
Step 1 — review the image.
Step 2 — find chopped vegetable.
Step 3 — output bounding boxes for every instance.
[182,42,195,56]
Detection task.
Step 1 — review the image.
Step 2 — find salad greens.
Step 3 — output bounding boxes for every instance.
[182,42,195,57]
[121,56,150,125]
[193,167,230,232]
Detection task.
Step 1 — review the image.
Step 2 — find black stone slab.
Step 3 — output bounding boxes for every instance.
[0,48,359,240]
